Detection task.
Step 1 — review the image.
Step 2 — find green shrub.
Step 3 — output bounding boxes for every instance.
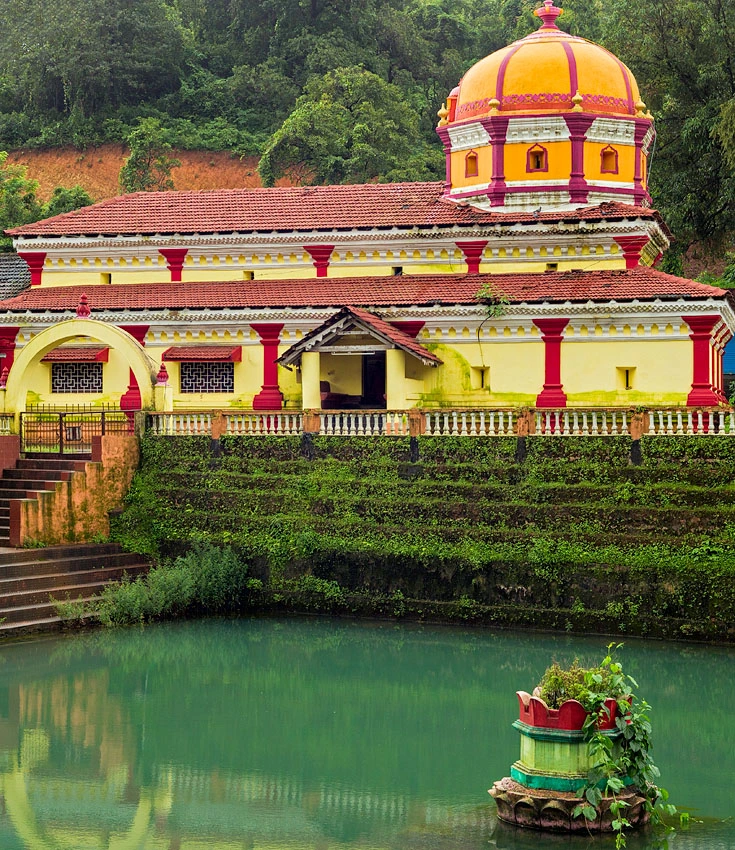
[66,544,254,626]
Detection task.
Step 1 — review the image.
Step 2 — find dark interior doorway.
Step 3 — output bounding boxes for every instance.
[362,352,386,408]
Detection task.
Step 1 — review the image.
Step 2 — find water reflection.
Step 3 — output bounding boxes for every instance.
[0,618,729,849]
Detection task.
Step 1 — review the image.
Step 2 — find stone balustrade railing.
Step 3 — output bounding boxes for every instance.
[143,408,735,438]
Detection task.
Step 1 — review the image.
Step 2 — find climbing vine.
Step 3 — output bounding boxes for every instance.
[572,645,675,848]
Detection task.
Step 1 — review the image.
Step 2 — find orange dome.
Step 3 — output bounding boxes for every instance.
[453,1,642,124]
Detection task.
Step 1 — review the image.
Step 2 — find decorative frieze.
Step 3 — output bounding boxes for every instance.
[447,122,490,151]
[505,117,571,145]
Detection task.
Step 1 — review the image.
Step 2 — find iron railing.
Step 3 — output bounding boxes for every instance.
[20,410,134,455]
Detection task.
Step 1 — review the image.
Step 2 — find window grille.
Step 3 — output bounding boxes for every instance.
[51,363,103,393]
[180,362,235,393]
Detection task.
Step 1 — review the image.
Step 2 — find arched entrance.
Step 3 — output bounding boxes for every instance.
[4,319,159,415]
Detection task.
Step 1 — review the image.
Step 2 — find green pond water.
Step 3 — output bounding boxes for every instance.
[0,618,731,850]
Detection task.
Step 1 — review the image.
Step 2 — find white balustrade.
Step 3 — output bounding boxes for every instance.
[145,408,735,438]
[149,412,212,436]
[226,412,302,435]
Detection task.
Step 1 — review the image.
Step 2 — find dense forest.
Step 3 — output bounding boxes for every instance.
[0,0,734,265]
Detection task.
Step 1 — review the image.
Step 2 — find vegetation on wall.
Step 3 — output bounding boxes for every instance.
[75,434,735,640]
[0,0,733,257]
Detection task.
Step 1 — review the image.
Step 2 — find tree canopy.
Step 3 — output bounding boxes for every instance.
[259,67,442,186]
[119,119,181,192]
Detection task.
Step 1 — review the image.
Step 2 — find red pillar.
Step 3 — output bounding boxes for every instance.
[534,318,569,408]
[488,116,510,207]
[251,323,284,410]
[0,328,19,375]
[119,325,149,411]
[683,314,721,406]
[158,248,188,282]
[304,245,334,278]
[614,235,650,270]
[564,115,595,205]
[456,241,488,274]
[18,252,47,286]
[633,119,653,206]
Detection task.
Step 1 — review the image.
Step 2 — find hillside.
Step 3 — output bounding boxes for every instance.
[5,146,282,203]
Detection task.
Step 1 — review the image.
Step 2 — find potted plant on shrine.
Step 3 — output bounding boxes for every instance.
[490,644,675,848]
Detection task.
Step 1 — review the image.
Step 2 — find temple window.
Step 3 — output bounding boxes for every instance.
[180,361,234,393]
[526,144,548,172]
[465,150,479,178]
[51,363,103,393]
[601,145,619,174]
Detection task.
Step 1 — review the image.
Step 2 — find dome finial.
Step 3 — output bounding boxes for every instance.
[535,0,563,29]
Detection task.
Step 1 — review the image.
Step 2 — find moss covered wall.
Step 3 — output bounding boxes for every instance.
[111,434,735,641]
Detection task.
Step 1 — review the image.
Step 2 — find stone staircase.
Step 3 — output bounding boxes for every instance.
[0,456,93,545]
[0,542,149,634]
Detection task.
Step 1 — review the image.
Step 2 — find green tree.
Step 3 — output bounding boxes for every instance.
[0,152,41,250]
[602,0,735,253]
[258,66,442,186]
[119,119,181,193]
[41,185,94,218]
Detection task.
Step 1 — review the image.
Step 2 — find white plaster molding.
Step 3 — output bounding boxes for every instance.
[505,117,571,145]
[585,118,636,146]
[586,180,636,191]
[641,126,655,156]
[447,122,490,152]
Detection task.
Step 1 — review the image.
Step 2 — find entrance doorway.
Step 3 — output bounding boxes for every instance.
[362,352,386,408]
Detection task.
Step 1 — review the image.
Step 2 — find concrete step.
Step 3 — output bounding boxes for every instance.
[0,479,60,492]
[0,489,48,501]
[0,566,149,608]
[0,551,143,578]
[3,469,72,482]
[21,453,90,462]
[0,596,102,624]
[0,543,130,566]
[0,615,65,634]
[17,458,89,471]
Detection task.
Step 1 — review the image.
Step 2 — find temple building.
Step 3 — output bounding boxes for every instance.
[0,1,732,416]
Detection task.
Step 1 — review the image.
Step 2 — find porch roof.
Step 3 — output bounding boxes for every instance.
[277,306,443,368]
[41,346,109,362]
[162,345,242,362]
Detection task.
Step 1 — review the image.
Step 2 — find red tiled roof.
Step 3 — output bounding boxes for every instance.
[162,345,241,362]
[0,269,724,312]
[6,183,663,237]
[279,306,442,366]
[41,346,109,362]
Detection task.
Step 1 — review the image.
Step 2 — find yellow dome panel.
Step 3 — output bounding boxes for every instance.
[454,46,514,122]
[501,40,573,111]
[571,42,639,115]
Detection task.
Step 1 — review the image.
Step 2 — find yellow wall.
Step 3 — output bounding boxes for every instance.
[320,353,363,395]
[449,147,491,190]
[562,338,691,406]
[504,141,571,182]
[584,142,636,183]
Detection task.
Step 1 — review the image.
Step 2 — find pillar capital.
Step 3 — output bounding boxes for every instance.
[456,241,488,274]
[304,245,335,278]
[158,248,188,282]
[18,251,46,286]
[614,235,650,270]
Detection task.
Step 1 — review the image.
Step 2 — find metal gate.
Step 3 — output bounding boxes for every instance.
[20,405,134,455]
